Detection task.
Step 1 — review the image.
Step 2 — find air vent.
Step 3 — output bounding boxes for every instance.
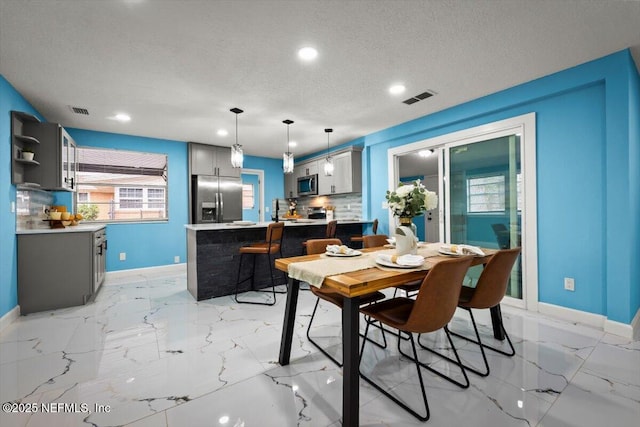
[402,90,436,105]
[69,106,89,115]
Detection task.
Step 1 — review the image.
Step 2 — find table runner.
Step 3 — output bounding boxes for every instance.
[287,243,445,288]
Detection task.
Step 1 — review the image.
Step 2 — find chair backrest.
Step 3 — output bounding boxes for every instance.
[491,223,510,249]
[372,218,379,235]
[404,256,474,333]
[306,238,342,255]
[363,234,388,248]
[326,220,338,238]
[266,222,285,246]
[466,247,521,309]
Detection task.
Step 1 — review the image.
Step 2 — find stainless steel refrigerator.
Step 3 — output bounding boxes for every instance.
[192,175,243,223]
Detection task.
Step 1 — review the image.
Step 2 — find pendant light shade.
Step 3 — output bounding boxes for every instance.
[283,119,294,174]
[230,108,244,168]
[323,128,334,176]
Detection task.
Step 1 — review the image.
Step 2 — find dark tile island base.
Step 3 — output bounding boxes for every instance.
[185,220,371,301]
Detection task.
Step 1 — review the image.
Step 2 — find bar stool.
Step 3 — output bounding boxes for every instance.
[302,220,337,254]
[350,219,378,248]
[235,222,286,306]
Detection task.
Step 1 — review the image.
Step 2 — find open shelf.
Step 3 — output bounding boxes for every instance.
[14,134,40,144]
[15,158,40,166]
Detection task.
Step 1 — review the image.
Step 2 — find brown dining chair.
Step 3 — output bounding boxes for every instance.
[234,222,286,306]
[302,220,337,254]
[350,218,378,247]
[305,238,387,367]
[359,256,474,421]
[362,233,388,248]
[421,247,521,376]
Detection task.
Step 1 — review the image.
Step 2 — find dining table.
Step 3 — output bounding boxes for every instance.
[276,243,498,427]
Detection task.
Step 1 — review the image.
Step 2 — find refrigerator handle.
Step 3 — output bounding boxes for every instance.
[220,193,224,221]
[214,193,219,222]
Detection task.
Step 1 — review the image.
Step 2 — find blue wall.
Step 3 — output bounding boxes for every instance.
[66,129,189,272]
[0,76,44,318]
[357,50,638,323]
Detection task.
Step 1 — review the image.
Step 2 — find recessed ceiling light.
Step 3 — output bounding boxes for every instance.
[113,113,131,122]
[418,149,434,157]
[389,84,406,95]
[289,141,298,148]
[217,129,228,137]
[298,47,318,61]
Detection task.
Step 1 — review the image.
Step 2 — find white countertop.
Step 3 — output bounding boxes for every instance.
[185,219,372,231]
[16,224,106,235]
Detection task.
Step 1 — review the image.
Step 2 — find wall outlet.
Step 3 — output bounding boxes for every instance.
[174,256,180,263]
[564,277,575,291]
[265,207,270,212]
[11,201,15,213]
[119,252,126,261]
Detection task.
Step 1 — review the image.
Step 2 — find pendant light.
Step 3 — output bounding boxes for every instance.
[323,128,334,176]
[282,119,294,174]
[230,107,244,168]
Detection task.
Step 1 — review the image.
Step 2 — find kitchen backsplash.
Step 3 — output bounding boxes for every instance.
[16,189,53,230]
[274,193,363,220]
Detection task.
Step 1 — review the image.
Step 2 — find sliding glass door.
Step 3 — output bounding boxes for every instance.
[443,134,522,299]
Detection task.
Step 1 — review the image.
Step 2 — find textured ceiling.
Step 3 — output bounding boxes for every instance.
[1,0,639,159]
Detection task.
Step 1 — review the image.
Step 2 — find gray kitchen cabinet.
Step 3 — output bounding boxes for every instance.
[318,148,362,195]
[284,171,296,198]
[17,119,77,191]
[190,143,240,177]
[295,159,318,178]
[18,227,107,314]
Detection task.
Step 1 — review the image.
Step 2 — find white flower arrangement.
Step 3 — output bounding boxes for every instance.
[384,179,438,218]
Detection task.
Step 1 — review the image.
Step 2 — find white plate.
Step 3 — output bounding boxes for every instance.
[231,221,256,226]
[438,249,463,257]
[375,257,423,269]
[325,250,362,257]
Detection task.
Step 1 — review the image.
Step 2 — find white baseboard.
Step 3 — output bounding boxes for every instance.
[0,305,20,333]
[538,302,638,339]
[105,263,186,281]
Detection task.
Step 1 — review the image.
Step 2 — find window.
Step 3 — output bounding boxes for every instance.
[242,184,254,209]
[467,173,522,213]
[75,147,168,222]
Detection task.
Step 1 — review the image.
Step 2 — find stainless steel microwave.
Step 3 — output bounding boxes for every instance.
[297,174,318,196]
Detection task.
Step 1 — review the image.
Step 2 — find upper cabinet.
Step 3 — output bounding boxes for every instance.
[11,111,77,191]
[284,171,296,199]
[295,160,318,178]
[318,148,362,196]
[190,143,240,177]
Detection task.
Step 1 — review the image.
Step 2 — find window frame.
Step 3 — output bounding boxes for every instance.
[74,147,169,223]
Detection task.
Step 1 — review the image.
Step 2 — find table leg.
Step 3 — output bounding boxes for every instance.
[278,276,299,365]
[490,305,505,341]
[342,296,360,427]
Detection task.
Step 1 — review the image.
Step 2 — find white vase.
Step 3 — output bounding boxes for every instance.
[22,152,34,161]
[395,225,418,255]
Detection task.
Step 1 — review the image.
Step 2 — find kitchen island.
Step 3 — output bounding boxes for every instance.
[185,219,373,301]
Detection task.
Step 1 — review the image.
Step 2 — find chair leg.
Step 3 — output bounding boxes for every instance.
[402,327,470,389]
[235,253,276,306]
[306,297,343,367]
[306,301,387,368]
[358,322,430,421]
[447,307,515,377]
[267,253,287,294]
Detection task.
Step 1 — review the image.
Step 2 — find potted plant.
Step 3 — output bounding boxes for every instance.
[21,147,35,161]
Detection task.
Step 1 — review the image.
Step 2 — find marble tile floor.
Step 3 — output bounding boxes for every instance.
[0,270,638,427]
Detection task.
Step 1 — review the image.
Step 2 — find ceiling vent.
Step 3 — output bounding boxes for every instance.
[69,106,89,115]
[402,90,436,105]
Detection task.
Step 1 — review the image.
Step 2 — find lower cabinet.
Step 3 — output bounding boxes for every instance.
[18,228,106,314]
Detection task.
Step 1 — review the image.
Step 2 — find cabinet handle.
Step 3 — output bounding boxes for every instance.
[104,240,108,250]
[70,177,74,189]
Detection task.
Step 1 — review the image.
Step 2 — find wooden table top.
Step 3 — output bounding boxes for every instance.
[275,246,496,298]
